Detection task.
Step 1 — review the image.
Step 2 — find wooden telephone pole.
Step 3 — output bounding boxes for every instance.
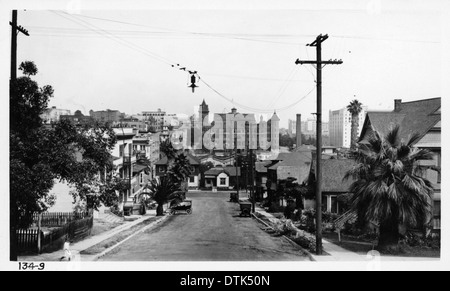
[295,34,342,255]
[10,9,29,261]
[10,10,29,82]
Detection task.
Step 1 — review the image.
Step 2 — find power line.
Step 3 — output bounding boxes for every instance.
[201,72,312,82]
[51,10,201,84]
[197,74,315,113]
[42,11,441,44]
[52,11,176,66]
[44,12,314,45]
[265,66,299,110]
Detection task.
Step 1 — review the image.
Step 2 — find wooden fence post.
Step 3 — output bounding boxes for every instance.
[37,213,42,254]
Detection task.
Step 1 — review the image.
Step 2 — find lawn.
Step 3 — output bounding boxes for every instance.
[323,231,440,258]
[89,218,124,237]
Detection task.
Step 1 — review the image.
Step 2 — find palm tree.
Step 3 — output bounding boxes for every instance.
[147,176,182,216]
[344,126,434,251]
[169,153,193,185]
[346,99,363,150]
[160,139,193,190]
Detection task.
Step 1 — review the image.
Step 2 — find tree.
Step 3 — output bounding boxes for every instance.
[344,126,434,252]
[277,177,303,218]
[10,61,117,260]
[160,138,193,190]
[279,133,295,148]
[18,61,38,77]
[146,176,182,216]
[346,99,363,150]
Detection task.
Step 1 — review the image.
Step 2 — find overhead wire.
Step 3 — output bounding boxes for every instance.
[51,11,176,66]
[265,66,299,110]
[197,74,315,114]
[50,10,318,114]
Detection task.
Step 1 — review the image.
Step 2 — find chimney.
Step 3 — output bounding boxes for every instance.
[394,99,402,112]
[296,114,302,147]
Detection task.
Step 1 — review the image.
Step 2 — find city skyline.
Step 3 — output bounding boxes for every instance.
[1,1,444,129]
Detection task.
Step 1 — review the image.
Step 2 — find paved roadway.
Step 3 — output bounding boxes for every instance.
[99,191,308,261]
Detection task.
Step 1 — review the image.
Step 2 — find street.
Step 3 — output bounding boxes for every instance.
[99,191,308,261]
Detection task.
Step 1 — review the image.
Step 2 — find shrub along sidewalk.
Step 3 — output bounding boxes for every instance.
[253,204,440,261]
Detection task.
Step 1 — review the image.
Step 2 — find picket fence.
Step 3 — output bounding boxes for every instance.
[17,211,93,254]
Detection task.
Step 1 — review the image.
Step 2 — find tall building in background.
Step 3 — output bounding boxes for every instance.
[41,106,71,124]
[329,105,367,148]
[89,109,123,123]
[287,118,296,137]
[142,109,166,132]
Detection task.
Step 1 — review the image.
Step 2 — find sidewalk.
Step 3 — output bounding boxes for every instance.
[18,207,169,262]
[251,204,440,263]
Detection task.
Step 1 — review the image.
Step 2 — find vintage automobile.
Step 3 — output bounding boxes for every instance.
[169,200,192,215]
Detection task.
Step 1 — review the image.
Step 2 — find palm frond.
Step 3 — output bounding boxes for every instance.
[406,132,422,147]
[385,125,400,147]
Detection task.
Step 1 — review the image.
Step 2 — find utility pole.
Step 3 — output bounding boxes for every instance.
[295,34,342,255]
[235,147,239,196]
[10,10,29,82]
[10,9,29,262]
[250,148,255,213]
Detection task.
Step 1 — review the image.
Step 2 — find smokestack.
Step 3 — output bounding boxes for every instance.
[296,114,302,147]
[394,99,402,112]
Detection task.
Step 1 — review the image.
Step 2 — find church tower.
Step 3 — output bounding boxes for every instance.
[199,99,209,125]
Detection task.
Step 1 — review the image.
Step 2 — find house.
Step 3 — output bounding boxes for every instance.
[265,151,312,200]
[307,158,355,214]
[132,132,161,172]
[112,128,152,201]
[204,166,241,190]
[359,97,441,232]
[154,152,201,190]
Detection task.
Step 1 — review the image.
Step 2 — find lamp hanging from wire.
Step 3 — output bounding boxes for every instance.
[188,71,198,93]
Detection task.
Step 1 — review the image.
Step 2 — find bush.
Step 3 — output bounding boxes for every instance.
[297,209,340,232]
[291,233,316,253]
[268,202,285,213]
[402,232,441,249]
[342,220,364,236]
[270,219,317,253]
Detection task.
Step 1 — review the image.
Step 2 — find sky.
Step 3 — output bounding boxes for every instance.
[1,0,450,270]
[1,0,447,128]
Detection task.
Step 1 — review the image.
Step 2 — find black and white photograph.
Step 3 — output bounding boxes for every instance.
[1,0,449,273]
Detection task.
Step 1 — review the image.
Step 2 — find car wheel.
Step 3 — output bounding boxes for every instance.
[186,209,192,214]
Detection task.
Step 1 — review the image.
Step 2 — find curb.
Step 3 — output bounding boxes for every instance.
[251,212,316,262]
[90,214,171,261]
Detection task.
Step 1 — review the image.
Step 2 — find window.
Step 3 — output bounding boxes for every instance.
[330,196,338,213]
[140,145,145,151]
[189,176,195,183]
[140,173,144,184]
[220,178,227,185]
